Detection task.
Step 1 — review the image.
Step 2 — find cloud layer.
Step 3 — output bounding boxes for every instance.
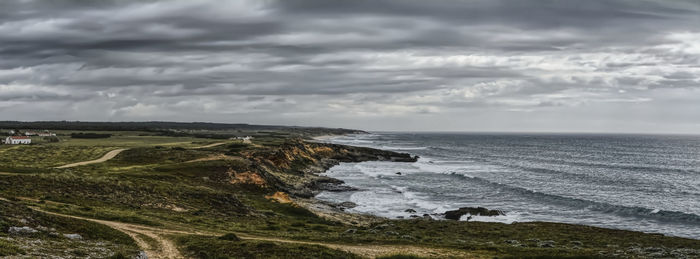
[1,0,699,133]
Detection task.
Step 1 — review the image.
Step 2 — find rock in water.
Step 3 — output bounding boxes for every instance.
[444,207,505,220]
[338,201,358,209]
[312,177,359,192]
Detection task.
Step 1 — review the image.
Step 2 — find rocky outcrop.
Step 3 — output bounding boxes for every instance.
[228,170,268,187]
[239,139,417,197]
[444,207,505,220]
[265,191,294,204]
[8,226,38,235]
[253,141,418,170]
[337,202,357,209]
[63,233,83,240]
[310,177,359,192]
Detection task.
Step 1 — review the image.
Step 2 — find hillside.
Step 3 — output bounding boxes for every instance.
[0,127,698,258]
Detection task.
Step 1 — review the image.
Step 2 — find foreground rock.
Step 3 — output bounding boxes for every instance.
[444,207,505,220]
[63,233,83,240]
[8,226,38,235]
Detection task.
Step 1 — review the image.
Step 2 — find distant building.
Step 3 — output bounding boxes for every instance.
[233,136,253,143]
[23,130,55,137]
[5,136,31,145]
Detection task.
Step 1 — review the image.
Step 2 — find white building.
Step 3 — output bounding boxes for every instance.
[231,136,253,143]
[5,136,31,145]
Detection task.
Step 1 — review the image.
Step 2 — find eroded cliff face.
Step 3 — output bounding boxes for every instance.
[228,139,417,197]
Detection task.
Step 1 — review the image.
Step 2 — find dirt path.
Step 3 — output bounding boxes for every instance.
[237,235,480,258]
[27,207,478,258]
[185,154,244,163]
[190,142,226,149]
[55,148,128,168]
[52,142,226,169]
[32,208,191,259]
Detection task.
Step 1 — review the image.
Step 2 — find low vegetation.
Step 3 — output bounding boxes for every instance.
[176,235,360,259]
[377,255,428,259]
[71,132,112,138]
[0,199,138,258]
[0,124,697,258]
[0,145,115,169]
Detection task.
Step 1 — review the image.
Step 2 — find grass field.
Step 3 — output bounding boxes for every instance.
[176,234,361,259]
[0,130,698,258]
[0,132,224,170]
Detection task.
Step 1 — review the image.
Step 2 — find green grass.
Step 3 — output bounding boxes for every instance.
[0,200,136,246]
[0,240,24,256]
[0,132,224,170]
[52,134,219,148]
[176,235,360,259]
[0,131,697,258]
[108,146,209,166]
[0,145,115,168]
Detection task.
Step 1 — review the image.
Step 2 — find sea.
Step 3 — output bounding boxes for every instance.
[315,132,700,239]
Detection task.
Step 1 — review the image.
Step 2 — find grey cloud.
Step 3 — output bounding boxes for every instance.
[0,0,699,133]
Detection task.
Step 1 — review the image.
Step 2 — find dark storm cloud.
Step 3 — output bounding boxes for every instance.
[1,0,699,133]
[276,0,688,27]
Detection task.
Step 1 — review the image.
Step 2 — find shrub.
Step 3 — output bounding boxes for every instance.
[218,233,241,241]
[176,236,361,259]
[0,240,25,256]
[43,136,60,142]
[70,133,111,139]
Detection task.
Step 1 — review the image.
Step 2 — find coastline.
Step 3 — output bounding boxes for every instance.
[297,141,509,225]
[279,140,700,258]
[298,135,700,241]
[2,127,698,258]
[274,134,416,226]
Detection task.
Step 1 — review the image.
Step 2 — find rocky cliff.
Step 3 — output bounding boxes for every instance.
[235,139,418,197]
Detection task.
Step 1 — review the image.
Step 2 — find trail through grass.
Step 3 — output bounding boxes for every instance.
[29,205,476,259]
[55,148,128,168]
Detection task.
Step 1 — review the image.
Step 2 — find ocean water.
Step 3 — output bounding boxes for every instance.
[315,133,700,239]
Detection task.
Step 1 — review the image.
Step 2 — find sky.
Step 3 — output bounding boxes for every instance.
[1,0,699,133]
